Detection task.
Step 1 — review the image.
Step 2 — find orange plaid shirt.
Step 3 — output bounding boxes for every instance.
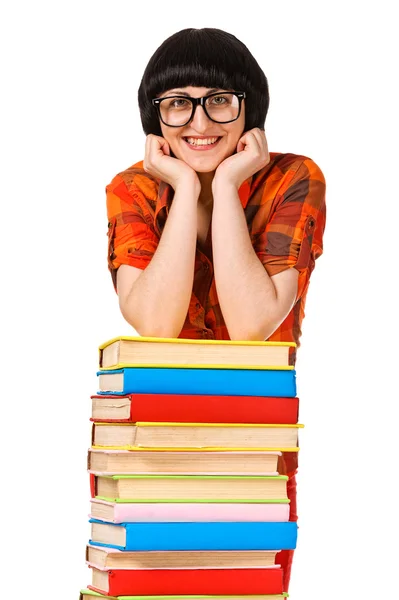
[106,152,326,366]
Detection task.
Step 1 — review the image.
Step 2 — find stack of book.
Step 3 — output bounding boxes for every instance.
[80,336,302,600]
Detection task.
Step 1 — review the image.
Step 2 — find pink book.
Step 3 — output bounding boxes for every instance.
[90,498,290,524]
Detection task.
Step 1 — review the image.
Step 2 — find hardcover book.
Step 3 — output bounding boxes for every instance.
[92,474,289,503]
[89,519,298,551]
[98,336,295,369]
[96,367,296,397]
[88,448,281,476]
[90,392,299,424]
[86,544,279,569]
[89,498,290,524]
[91,422,303,450]
[80,589,289,600]
[88,565,284,596]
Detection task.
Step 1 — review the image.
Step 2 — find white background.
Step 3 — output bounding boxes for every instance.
[1,2,398,599]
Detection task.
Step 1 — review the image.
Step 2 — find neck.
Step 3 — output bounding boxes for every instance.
[197,171,215,210]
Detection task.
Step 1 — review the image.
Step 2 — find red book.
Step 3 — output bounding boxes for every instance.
[88,566,284,596]
[90,392,299,424]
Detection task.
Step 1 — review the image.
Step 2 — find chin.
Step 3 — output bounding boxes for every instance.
[180,149,228,170]
[192,164,220,173]
[188,159,223,173]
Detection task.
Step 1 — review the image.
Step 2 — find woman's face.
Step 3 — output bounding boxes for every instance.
[158,86,245,173]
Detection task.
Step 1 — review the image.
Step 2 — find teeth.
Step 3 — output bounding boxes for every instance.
[186,137,219,146]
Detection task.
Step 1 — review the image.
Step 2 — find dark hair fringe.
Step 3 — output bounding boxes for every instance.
[138,28,269,136]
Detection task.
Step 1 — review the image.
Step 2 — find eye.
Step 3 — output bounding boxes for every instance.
[168,98,190,108]
[210,95,228,105]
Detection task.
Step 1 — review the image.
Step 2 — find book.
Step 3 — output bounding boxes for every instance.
[88,448,281,476]
[88,565,284,596]
[86,544,279,569]
[96,367,296,397]
[91,422,303,450]
[98,336,295,369]
[89,499,290,523]
[90,393,299,424]
[92,474,289,503]
[89,519,298,551]
[80,589,289,600]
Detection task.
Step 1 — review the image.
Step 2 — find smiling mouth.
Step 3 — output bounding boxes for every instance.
[183,137,222,150]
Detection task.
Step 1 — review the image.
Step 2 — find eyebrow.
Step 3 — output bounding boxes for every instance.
[162,88,225,97]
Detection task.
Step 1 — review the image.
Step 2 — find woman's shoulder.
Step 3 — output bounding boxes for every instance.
[106,159,160,201]
[265,151,325,182]
[248,151,326,210]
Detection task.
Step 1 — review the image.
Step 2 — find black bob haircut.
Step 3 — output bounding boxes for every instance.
[138,28,269,137]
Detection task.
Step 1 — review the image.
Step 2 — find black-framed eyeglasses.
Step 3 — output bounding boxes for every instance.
[152,91,246,127]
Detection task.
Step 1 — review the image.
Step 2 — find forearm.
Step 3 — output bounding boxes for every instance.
[122,178,200,337]
[211,182,278,340]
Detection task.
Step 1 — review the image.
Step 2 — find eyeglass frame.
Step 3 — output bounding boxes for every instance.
[151,91,246,127]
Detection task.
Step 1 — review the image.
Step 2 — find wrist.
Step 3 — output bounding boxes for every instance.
[174,173,201,195]
[212,175,238,195]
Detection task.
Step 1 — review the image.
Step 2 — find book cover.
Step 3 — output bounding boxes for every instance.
[88,566,284,596]
[89,498,291,523]
[90,392,299,424]
[96,367,296,397]
[98,335,295,370]
[89,519,298,551]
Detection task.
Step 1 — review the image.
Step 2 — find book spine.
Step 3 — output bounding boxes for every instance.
[90,473,96,498]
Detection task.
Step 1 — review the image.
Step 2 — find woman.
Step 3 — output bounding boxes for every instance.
[106,27,326,592]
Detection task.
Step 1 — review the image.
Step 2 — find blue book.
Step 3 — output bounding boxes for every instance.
[89,519,297,551]
[96,367,296,397]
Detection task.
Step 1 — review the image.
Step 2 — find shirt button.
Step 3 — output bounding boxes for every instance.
[202,329,208,338]
[203,263,209,271]
[196,303,201,310]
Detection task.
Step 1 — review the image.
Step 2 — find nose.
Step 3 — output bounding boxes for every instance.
[189,103,213,131]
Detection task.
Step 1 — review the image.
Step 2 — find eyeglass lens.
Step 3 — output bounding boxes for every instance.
[159,93,240,126]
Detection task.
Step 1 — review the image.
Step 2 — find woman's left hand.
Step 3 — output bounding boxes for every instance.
[212,127,270,191]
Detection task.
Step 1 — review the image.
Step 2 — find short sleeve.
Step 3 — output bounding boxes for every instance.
[106,176,159,293]
[256,158,326,300]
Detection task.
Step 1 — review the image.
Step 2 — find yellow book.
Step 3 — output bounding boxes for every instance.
[92,421,303,450]
[98,335,296,370]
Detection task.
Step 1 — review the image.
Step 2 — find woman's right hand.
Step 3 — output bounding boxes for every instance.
[143,134,200,191]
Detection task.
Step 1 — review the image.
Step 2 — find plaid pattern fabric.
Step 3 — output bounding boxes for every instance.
[106,152,326,366]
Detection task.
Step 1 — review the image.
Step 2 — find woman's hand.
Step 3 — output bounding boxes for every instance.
[143,134,200,191]
[212,128,270,191]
